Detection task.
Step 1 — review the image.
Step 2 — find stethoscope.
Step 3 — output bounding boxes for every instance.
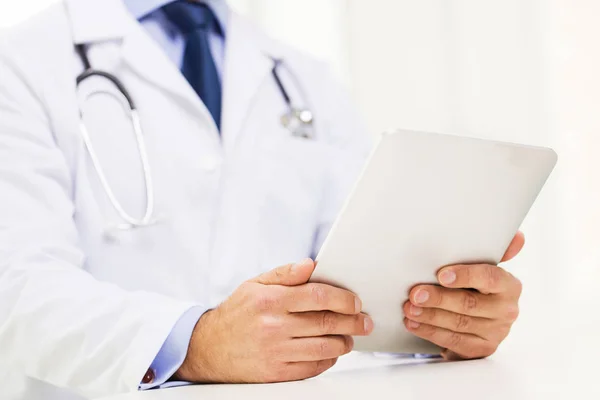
[75,44,315,233]
[270,58,315,140]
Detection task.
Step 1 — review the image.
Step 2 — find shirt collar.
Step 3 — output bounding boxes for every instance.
[122,0,229,34]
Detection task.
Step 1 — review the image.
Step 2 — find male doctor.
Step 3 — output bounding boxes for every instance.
[0,0,525,399]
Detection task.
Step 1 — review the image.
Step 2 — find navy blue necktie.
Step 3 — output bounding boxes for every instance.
[162,1,223,130]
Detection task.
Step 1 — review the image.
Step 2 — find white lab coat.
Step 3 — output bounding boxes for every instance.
[0,0,371,399]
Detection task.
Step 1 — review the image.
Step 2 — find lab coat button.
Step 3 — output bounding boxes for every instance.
[142,369,155,384]
[201,156,221,172]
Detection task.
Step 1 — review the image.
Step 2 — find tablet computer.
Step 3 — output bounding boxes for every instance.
[311,130,557,354]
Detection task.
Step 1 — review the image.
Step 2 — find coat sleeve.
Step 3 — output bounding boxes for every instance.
[0,42,195,399]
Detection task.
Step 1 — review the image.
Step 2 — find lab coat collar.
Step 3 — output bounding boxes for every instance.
[65,0,132,44]
[66,0,230,44]
[66,0,220,138]
[65,0,285,146]
[122,0,229,35]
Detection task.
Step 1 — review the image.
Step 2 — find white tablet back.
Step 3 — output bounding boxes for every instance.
[311,130,557,354]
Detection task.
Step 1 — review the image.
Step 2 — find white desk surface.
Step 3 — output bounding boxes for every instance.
[102,323,599,400]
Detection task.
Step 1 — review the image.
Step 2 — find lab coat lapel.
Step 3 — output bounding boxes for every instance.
[119,26,214,118]
[66,0,217,133]
[221,12,276,150]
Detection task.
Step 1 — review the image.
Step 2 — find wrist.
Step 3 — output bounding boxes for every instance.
[173,309,216,382]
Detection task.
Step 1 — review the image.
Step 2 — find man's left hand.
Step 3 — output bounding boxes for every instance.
[403,232,525,360]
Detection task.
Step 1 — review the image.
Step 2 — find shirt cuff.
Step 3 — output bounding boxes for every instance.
[139,305,207,390]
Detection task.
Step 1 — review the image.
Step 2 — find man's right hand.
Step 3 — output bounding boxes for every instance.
[174,258,373,383]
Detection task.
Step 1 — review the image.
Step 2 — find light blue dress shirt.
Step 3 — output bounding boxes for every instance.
[126,0,228,77]
[122,0,228,390]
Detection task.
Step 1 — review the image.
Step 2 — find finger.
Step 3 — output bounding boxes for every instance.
[286,335,354,362]
[501,231,525,263]
[287,312,374,337]
[251,258,315,286]
[441,349,469,361]
[278,358,338,382]
[404,318,496,359]
[409,285,517,318]
[286,283,362,315]
[403,302,504,340]
[437,264,522,296]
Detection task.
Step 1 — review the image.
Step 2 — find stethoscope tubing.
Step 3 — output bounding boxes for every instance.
[271,58,292,106]
[76,44,155,229]
[74,44,313,232]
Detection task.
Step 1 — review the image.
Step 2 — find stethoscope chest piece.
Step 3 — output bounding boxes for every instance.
[271,57,315,140]
[280,108,314,139]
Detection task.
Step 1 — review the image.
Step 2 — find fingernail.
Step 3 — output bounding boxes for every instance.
[439,269,457,285]
[291,258,312,272]
[355,297,362,313]
[414,289,430,304]
[408,320,421,329]
[364,316,373,333]
[410,305,423,316]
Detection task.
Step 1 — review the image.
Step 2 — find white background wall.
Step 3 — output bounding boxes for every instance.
[232,0,600,324]
[0,0,599,391]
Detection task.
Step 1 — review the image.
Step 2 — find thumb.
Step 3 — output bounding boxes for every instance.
[501,231,525,263]
[251,258,315,286]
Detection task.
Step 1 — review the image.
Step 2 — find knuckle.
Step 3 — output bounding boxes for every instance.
[318,340,331,358]
[462,342,497,360]
[505,304,520,322]
[274,266,287,280]
[325,358,338,372]
[319,312,338,334]
[481,342,499,357]
[309,284,328,307]
[513,277,523,297]
[254,288,282,312]
[254,293,275,312]
[258,315,283,337]
[455,313,471,331]
[353,314,364,333]
[496,323,512,341]
[417,323,435,338]
[462,291,479,313]
[344,336,355,353]
[448,332,463,349]
[303,360,334,380]
[463,348,481,360]
[485,266,502,290]
[315,358,336,375]
[306,362,322,379]
[428,287,443,307]
[462,266,473,285]
[312,360,329,377]
[423,307,437,323]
